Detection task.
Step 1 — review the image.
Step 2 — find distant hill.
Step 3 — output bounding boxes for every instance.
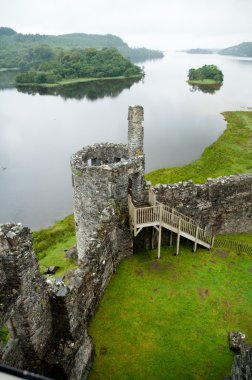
[219,42,252,58]
[184,48,215,54]
[183,42,252,58]
[0,27,164,69]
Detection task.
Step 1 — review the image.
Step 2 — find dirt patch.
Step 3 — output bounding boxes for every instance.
[196,329,203,335]
[149,261,162,271]
[223,300,232,320]
[100,346,108,355]
[170,272,178,281]
[248,268,252,273]
[198,288,209,300]
[153,288,159,292]
[228,261,236,267]
[215,249,230,258]
[135,268,144,276]
[218,344,226,352]
[164,262,175,269]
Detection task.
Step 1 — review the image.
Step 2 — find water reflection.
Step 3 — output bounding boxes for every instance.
[188,82,223,94]
[0,70,17,89]
[1,52,252,229]
[16,77,141,100]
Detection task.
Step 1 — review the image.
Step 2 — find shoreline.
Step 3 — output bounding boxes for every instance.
[187,79,222,85]
[15,74,143,88]
[145,110,252,185]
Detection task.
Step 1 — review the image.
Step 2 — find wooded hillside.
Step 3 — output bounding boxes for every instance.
[0,27,164,69]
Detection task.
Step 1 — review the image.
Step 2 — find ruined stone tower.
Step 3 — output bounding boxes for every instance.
[128,105,145,203]
[71,105,145,263]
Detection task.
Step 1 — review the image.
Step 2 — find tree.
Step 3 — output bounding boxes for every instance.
[188,64,223,83]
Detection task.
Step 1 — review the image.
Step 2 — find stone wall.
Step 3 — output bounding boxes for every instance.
[128,105,145,203]
[0,203,132,379]
[0,223,52,374]
[153,174,252,234]
[229,344,252,379]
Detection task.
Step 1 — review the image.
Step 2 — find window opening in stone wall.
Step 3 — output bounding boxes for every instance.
[114,157,121,163]
[91,158,98,166]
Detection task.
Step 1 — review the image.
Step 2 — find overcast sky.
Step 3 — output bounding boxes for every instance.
[1,0,252,50]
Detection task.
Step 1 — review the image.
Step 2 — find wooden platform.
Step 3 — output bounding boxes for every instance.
[128,190,215,258]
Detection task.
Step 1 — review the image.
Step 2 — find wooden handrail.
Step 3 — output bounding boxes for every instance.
[128,193,214,248]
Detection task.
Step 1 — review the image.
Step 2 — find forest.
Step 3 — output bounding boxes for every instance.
[15,46,143,84]
[0,27,164,69]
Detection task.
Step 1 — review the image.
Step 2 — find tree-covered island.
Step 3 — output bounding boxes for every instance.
[15,46,143,86]
[187,64,224,85]
[0,27,165,87]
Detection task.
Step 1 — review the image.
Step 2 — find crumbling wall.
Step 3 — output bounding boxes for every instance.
[0,203,132,380]
[230,344,252,379]
[128,105,145,203]
[0,223,52,373]
[153,174,252,234]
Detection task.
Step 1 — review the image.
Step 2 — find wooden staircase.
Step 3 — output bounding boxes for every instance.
[128,189,215,258]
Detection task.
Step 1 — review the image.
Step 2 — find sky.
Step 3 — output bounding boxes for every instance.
[1,0,252,50]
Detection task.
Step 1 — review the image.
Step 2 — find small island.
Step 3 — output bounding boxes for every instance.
[15,46,143,87]
[187,64,223,85]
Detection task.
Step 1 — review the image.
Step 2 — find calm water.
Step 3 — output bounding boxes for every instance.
[1,52,252,229]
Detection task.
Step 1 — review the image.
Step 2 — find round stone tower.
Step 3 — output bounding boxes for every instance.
[71,143,131,262]
[70,106,146,263]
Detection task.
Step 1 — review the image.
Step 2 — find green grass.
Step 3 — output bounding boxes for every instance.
[33,214,77,275]
[0,326,9,345]
[88,239,252,380]
[145,111,252,185]
[187,79,221,85]
[16,74,142,88]
[217,233,252,246]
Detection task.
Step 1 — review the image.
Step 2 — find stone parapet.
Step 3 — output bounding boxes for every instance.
[153,174,252,234]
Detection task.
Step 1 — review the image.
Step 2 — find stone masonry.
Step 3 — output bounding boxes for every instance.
[153,174,252,234]
[0,223,52,374]
[71,105,145,264]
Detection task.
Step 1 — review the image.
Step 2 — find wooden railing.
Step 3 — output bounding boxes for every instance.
[136,206,160,224]
[128,193,214,254]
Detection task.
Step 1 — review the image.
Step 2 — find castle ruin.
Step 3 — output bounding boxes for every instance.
[0,106,251,379]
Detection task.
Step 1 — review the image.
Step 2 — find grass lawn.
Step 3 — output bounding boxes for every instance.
[33,214,77,276]
[88,238,252,380]
[145,111,252,185]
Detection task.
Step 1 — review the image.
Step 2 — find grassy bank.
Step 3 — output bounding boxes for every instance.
[33,214,77,275]
[16,74,142,88]
[88,235,252,380]
[187,79,221,85]
[145,111,252,185]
